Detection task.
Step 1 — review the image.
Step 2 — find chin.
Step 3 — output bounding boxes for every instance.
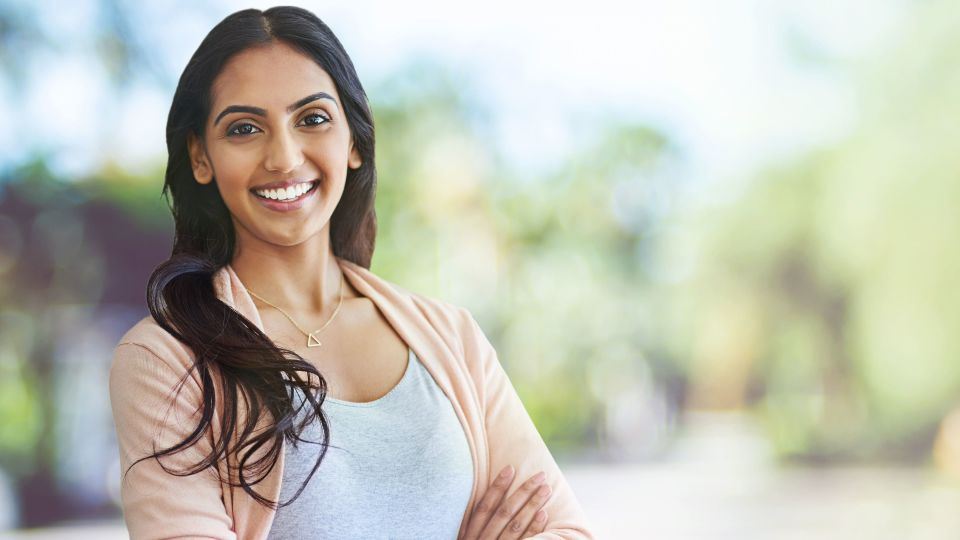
[271,225,329,247]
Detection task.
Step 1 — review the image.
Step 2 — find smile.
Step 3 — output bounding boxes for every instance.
[249,180,320,212]
[251,180,318,201]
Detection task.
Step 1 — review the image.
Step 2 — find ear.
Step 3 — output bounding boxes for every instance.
[187,132,214,185]
[347,139,362,170]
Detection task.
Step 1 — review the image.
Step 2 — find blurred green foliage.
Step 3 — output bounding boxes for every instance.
[664,1,960,461]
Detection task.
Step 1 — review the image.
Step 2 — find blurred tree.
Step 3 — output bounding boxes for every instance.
[668,0,960,462]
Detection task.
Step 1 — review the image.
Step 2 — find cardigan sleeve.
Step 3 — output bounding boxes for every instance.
[461,311,595,539]
[109,341,237,540]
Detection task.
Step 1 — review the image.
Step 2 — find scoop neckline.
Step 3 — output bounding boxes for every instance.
[324,348,415,408]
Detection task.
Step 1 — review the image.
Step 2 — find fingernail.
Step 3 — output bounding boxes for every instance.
[536,510,546,521]
[500,465,514,478]
[532,471,546,484]
[537,485,551,497]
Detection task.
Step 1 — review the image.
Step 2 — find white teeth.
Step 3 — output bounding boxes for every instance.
[254,181,314,201]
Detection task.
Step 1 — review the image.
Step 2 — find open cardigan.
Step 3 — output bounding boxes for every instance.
[109,257,594,539]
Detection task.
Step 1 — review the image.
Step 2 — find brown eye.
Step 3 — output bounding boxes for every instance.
[227,122,261,137]
[300,112,329,127]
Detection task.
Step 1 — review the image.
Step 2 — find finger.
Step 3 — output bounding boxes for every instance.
[520,509,548,538]
[478,470,546,540]
[498,484,551,540]
[462,465,516,540]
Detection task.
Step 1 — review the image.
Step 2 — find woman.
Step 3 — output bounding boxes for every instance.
[109,6,593,539]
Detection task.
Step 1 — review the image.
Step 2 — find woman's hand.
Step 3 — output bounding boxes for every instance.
[460,465,552,539]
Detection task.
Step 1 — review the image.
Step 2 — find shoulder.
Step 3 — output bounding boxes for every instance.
[376,277,496,370]
[341,258,481,338]
[407,288,476,334]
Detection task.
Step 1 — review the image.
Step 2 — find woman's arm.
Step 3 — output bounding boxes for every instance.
[109,342,236,540]
[459,311,595,540]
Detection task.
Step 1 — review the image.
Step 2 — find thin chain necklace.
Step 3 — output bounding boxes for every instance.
[245,271,344,348]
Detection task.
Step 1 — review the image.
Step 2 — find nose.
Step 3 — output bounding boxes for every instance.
[263,129,305,173]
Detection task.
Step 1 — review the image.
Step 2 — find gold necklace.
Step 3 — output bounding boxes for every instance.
[245,271,344,348]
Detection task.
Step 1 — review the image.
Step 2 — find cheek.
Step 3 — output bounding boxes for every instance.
[315,136,353,168]
[210,148,258,188]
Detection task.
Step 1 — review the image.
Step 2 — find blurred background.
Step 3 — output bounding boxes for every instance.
[1,0,959,538]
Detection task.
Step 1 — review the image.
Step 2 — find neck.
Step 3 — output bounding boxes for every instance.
[229,224,349,313]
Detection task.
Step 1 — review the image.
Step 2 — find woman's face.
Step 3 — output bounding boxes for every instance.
[187,41,361,253]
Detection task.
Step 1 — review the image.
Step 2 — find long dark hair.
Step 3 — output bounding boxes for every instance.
[130,6,377,508]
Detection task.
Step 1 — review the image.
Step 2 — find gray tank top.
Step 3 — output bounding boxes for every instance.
[266,348,474,539]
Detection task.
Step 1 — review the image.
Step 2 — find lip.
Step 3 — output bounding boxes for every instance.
[251,180,320,212]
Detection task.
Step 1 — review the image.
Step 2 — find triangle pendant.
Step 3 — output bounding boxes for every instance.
[307,333,322,348]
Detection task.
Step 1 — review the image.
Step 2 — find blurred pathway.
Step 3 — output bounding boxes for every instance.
[566,412,960,539]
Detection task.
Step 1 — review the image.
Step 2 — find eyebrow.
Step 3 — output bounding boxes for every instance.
[213,92,338,126]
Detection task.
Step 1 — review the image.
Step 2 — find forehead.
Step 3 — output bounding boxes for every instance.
[210,41,339,112]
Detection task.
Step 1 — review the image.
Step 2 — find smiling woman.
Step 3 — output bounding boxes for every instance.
[107,5,592,540]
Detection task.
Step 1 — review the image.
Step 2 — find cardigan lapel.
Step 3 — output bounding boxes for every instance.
[212,263,280,538]
[336,258,485,536]
[338,260,458,397]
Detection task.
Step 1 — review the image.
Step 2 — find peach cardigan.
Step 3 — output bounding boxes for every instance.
[109,257,594,539]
